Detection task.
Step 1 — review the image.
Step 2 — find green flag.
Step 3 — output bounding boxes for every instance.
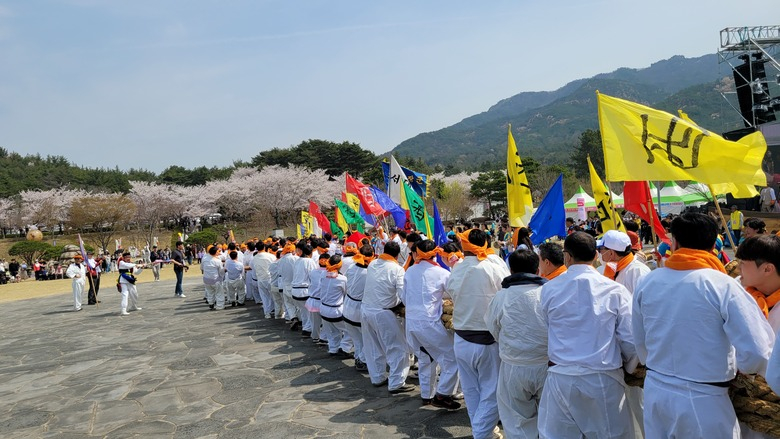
[334,199,365,233]
[402,181,432,236]
[330,219,344,239]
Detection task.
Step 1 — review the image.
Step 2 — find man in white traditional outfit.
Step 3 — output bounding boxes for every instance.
[225,250,246,307]
[66,254,87,311]
[446,229,510,439]
[343,244,374,372]
[633,213,774,438]
[485,249,548,439]
[277,240,300,326]
[403,239,461,410]
[539,231,638,438]
[243,242,259,305]
[361,241,414,393]
[339,241,358,275]
[117,251,145,316]
[291,242,318,337]
[597,229,651,437]
[254,243,277,318]
[203,246,225,310]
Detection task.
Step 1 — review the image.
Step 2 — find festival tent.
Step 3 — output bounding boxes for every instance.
[564,186,596,212]
[564,186,624,213]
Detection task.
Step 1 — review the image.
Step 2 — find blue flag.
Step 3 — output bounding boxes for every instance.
[381,161,427,197]
[432,199,450,270]
[528,174,566,245]
[370,185,407,228]
[359,204,375,226]
[432,199,448,247]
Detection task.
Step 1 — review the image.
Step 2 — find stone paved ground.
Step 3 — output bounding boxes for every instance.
[0,275,474,438]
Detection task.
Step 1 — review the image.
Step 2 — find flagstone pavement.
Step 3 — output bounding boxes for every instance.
[0,275,474,438]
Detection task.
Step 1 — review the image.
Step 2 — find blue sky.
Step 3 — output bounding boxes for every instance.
[0,1,776,172]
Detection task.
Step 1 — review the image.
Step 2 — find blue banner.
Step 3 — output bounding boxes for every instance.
[528,174,566,245]
[382,161,427,198]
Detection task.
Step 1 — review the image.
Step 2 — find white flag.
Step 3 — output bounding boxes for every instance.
[387,155,408,209]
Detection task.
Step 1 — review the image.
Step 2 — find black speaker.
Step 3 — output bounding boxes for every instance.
[733,54,776,127]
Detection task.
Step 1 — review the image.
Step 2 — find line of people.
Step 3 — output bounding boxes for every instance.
[198,212,780,439]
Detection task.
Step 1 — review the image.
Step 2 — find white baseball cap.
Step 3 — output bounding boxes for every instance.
[596,230,632,252]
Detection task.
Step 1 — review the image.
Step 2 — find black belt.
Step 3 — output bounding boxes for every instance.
[321,302,342,308]
[346,294,362,302]
[647,368,731,388]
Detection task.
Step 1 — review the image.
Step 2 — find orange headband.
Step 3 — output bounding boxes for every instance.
[281,243,296,255]
[457,229,491,261]
[416,247,438,261]
[353,254,375,266]
[436,248,463,261]
[325,260,343,272]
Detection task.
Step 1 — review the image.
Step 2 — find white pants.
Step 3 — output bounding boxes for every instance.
[256,279,275,316]
[119,282,138,312]
[226,277,245,304]
[644,371,739,439]
[72,279,85,310]
[344,321,365,363]
[539,369,634,439]
[626,385,644,438]
[245,276,258,303]
[453,334,500,439]
[205,283,224,309]
[497,362,547,439]
[322,318,346,354]
[152,264,160,280]
[310,311,322,340]
[361,307,411,389]
[273,288,285,319]
[292,298,311,331]
[283,285,297,320]
[406,319,459,399]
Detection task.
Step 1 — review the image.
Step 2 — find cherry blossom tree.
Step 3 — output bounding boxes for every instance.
[68,193,137,253]
[20,188,87,237]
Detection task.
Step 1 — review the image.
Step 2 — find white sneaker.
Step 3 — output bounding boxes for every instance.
[120,310,129,316]
[177,294,186,298]
[129,307,142,311]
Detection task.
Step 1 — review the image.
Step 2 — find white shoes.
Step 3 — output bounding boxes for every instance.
[129,307,142,311]
[120,310,130,316]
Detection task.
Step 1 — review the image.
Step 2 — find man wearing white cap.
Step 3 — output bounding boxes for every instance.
[597,229,650,438]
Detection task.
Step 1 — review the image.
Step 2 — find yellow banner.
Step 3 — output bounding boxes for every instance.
[335,208,348,233]
[597,93,767,186]
[344,192,361,214]
[301,211,314,237]
[506,125,534,227]
[589,156,625,233]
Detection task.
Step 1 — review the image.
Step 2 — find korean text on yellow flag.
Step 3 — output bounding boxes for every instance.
[344,192,361,214]
[597,93,767,186]
[588,156,625,233]
[301,211,314,237]
[506,125,534,227]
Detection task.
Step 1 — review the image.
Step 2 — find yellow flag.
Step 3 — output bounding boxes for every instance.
[597,93,767,186]
[301,211,314,237]
[344,192,361,214]
[588,156,626,233]
[335,207,348,233]
[506,125,534,227]
[677,111,760,199]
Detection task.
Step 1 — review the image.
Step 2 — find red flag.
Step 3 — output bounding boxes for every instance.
[309,200,331,235]
[346,173,386,217]
[623,181,670,244]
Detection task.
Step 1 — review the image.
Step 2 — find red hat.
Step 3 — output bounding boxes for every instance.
[627,231,642,251]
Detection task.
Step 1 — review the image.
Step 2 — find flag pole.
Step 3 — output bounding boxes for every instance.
[708,184,737,250]
[646,199,659,254]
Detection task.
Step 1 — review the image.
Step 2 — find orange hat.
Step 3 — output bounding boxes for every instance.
[627,231,642,251]
[73,254,83,260]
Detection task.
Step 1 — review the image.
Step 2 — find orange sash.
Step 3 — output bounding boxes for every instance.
[378,253,398,264]
[543,265,567,281]
[663,248,726,274]
[746,286,780,319]
[603,253,634,280]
